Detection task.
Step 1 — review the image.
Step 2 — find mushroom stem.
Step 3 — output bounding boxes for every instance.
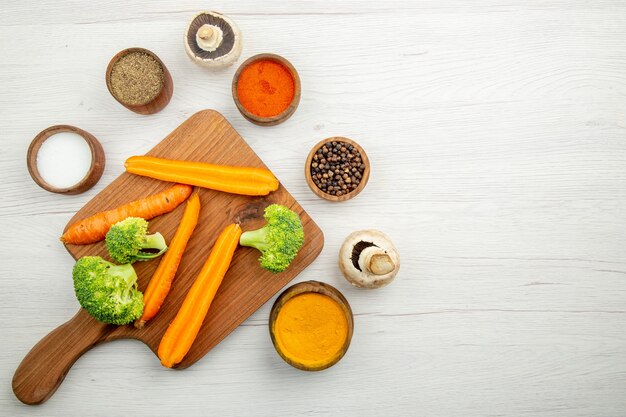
[195,24,223,52]
[358,246,395,276]
[198,26,214,40]
[368,253,395,275]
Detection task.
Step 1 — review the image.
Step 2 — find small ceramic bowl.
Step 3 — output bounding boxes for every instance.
[232,53,301,126]
[105,47,173,115]
[305,137,370,202]
[269,281,354,371]
[27,125,105,195]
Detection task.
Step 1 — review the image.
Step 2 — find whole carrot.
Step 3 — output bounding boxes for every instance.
[61,184,193,245]
[158,223,242,368]
[125,156,279,196]
[135,193,201,329]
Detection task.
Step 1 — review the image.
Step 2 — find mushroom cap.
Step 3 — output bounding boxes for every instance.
[184,11,242,68]
[338,230,400,289]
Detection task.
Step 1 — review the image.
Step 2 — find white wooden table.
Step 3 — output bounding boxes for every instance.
[1,1,625,415]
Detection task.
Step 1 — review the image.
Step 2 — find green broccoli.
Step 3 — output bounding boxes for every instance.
[239,204,304,273]
[72,256,144,325]
[105,217,167,264]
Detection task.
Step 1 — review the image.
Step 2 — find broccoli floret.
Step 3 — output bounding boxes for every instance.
[239,204,304,273]
[105,217,167,264]
[72,256,144,325]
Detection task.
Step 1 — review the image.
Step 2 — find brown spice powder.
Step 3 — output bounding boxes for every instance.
[109,52,164,106]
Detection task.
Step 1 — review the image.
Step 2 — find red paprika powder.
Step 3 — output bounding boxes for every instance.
[236,59,295,118]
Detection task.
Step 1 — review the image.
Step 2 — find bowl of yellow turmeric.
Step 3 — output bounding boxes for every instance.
[269,281,353,371]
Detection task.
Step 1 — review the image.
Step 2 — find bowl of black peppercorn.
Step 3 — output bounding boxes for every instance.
[305,137,370,202]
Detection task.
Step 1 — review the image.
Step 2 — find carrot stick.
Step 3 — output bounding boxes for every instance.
[135,193,201,329]
[125,156,279,196]
[61,184,193,245]
[157,223,242,368]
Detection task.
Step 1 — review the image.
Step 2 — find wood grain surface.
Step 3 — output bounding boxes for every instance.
[1,1,626,416]
[12,109,324,405]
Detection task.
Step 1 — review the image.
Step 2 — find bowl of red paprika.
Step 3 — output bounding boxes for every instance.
[232,53,301,126]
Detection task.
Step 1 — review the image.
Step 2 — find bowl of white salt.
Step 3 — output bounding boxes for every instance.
[27,125,105,195]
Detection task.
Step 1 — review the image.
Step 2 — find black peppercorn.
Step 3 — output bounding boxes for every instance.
[309,140,366,197]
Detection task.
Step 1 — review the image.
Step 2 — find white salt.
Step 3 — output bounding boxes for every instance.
[37,132,93,188]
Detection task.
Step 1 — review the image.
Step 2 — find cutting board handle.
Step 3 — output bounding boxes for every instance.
[12,309,112,405]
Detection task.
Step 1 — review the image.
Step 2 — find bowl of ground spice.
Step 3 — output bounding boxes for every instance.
[106,47,173,115]
[305,137,370,202]
[232,53,301,126]
[27,125,105,195]
[269,281,353,371]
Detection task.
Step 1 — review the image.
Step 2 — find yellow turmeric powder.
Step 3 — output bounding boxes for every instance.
[273,292,349,368]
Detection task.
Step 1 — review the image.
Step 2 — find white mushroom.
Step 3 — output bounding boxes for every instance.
[338,230,400,289]
[184,11,242,69]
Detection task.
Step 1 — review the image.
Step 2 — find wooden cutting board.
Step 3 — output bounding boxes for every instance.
[12,109,324,405]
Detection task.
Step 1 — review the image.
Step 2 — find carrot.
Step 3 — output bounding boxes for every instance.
[157,223,242,368]
[60,184,193,245]
[135,193,201,329]
[124,156,279,196]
